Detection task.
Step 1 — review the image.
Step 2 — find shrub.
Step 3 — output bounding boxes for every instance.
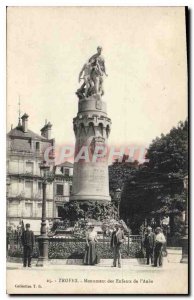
[8,238,142,259]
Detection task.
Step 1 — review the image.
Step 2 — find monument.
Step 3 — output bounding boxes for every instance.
[70,47,111,203]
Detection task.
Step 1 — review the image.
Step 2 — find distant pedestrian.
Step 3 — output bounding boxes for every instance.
[143,226,155,265]
[84,225,99,265]
[21,223,35,268]
[153,227,166,267]
[111,223,125,268]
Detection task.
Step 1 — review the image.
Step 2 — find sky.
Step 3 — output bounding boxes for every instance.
[7,6,187,150]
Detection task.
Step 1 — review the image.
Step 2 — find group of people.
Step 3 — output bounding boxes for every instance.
[84,224,166,268]
[20,223,166,269]
[84,223,125,268]
[143,226,166,267]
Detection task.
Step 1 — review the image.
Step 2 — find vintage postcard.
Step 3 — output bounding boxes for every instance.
[6,6,188,294]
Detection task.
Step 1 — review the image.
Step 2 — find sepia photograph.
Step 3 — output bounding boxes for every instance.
[5,5,188,295]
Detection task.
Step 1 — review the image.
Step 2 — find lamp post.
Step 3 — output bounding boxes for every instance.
[36,161,55,267]
[180,175,188,264]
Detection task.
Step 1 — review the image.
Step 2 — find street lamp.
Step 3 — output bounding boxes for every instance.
[115,188,122,218]
[180,175,188,263]
[36,161,55,267]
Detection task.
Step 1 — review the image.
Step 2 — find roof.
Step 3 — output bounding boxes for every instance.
[9,138,32,152]
[21,113,29,119]
[56,161,73,168]
[41,122,52,132]
[7,126,48,141]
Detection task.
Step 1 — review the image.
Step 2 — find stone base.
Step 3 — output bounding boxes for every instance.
[78,94,107,114]
[70,195,111,202]
[36,257,49,267]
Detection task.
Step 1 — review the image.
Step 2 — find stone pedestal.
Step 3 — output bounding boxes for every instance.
[70,94,111,202]
[36,235,49,267]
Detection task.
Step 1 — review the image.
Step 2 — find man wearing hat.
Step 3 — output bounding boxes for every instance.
[143,226,155,265]
[153,227,166,267]
[21,223,35,267]
[110,223,125,268]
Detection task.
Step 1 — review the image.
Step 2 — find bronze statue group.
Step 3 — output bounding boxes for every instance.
[76,46,108,100]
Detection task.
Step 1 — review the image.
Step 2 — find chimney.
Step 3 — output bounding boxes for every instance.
[21,113,29,133]
[40,121,52,139]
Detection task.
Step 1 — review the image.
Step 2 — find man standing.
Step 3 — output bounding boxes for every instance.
[153,227,166,267]
[143,226,155,265]
[21,223,35,268]
[110,223,125,268]
[89,46,108,96]
[89,46,108,76]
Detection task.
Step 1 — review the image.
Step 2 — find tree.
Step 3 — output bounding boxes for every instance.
[109,157,139,192]
[120,120,188,234]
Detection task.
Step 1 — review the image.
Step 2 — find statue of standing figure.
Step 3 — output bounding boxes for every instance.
[76,46,108,100]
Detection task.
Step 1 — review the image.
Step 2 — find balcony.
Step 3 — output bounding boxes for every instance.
[7,192,42,201]
[54,174,73,182]
[54,195,69,203]
[7,172,42,180]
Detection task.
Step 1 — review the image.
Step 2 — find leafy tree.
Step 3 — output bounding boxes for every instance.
[120,120,188,235]
[109,157,139,193]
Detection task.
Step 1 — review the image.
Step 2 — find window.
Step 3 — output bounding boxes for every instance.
[25,203,33,217]
[36,142,40,151]
[61,167,70,176]
[25,181,33,198]
[9,160,18,174]
[8,201,19,217]
[47,202,53,218]
[69,185,73,195]
[64,168,70,176]
[56,184,64,196]
[37,203,42,217]
[26,162,33,174]
[38,182,42,195]
[11,179,18,196]
[37,203,42,209]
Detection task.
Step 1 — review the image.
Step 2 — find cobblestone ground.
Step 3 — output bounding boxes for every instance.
[6,259,188,294]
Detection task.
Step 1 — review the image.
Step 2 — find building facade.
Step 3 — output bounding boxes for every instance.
[7,114,55,232]
[54,161,73,218]
[7,113,73,233]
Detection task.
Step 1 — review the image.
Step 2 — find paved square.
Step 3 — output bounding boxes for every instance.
[7,259,188,294]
